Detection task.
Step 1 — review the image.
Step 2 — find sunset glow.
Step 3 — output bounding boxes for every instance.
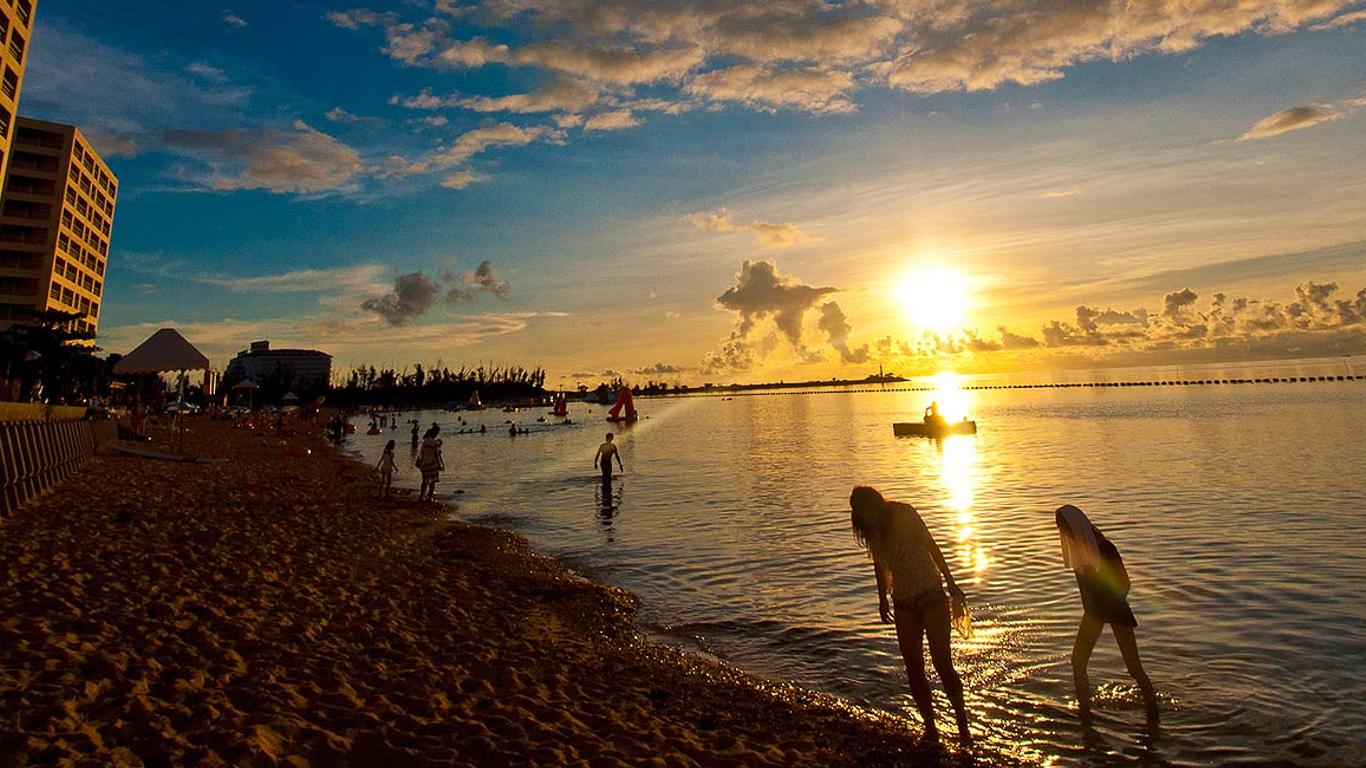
[896,268,972,336]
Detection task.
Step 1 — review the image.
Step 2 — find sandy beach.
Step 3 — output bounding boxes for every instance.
[0,418,1016,767]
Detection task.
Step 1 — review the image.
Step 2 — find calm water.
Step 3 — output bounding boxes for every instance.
[348,357,1366,766]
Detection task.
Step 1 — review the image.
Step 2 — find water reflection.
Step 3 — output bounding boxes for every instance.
[595,478,622,542]
[927,376,992,583]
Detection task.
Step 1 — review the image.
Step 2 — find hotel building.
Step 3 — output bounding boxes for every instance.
[0,117,116,335]
[223,341,333,393]
[0,0,36,196]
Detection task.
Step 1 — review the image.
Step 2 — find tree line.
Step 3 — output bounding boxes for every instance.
[329,363,549,407]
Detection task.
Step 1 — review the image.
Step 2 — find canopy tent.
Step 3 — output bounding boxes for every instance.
[281,391,299,402]
[111,328,210,454]
[113,328,210,374]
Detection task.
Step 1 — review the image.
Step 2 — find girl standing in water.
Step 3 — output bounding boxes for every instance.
[850,486,971,742]
[416,427,444,502]
[1055,504,1159,721]
[376,439,398,498]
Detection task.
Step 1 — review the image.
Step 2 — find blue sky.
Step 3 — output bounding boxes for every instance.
[20,0,1366,383]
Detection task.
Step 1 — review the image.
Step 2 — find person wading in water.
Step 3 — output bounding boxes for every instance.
[850,486,972,743]
[1055,504,1159,722]
[594,433,623,483]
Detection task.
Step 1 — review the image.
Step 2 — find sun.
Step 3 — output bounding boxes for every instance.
[895,267,971,334]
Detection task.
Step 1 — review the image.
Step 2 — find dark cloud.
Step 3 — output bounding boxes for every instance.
[1239,104,1345,140]
[1162,288,1199,320]
[632,362,687,375]
[466,261,510,298]
[817,301,869,363]
[162,121,363,194]
[703,259,838,374]
[442,260,511,303]
[361,272,440,326]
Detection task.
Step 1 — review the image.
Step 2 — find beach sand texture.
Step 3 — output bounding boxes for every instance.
[0,419,1012,767]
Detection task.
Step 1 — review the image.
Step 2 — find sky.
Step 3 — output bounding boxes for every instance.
[20,0,1366,385]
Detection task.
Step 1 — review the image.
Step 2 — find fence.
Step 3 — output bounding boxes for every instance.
[0,418,115,517]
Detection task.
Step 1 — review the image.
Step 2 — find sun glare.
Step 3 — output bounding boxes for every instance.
[895,267,971,334]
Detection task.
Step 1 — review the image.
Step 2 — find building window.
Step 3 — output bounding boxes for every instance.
[49,283,60,301]
[1,67,16,101]
[8,31,23,65]
[0,105,9,139]
[16,0,31,28]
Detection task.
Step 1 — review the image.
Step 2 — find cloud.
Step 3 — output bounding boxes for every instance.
[360,272,442,326]
[443,260,511,302]
[703,260,840,373]
[223,12,248,29]
[325,107,364,123]
[464,260,511,298]
[686,208,813,248]
[440,170,489,189]
[1311,9,1366,29]
[817,301,869,363]
[583,109,641,130]
[200,265,388,294]
[433,123,564,168]
[684,65,857,114]
[81,128,140,159]
[632,362,687,375]
[163,121,364,194]
[1239,103,1348,140]
[447,77,602,114]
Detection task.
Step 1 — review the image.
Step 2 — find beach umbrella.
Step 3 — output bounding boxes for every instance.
[281,391,299,402]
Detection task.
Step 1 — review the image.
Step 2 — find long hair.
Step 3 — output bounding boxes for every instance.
[849,485,887,554]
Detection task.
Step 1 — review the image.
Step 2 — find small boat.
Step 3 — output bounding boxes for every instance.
[605,387,638,423]
[466,391,486,411]
[552,393,568,418]
[892,419,978,438]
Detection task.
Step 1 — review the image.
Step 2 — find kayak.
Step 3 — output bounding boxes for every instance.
[892,420,977,438]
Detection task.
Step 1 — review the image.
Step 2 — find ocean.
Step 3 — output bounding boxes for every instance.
[347,356,1366,766]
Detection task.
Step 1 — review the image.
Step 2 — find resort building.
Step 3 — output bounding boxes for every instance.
[0,116,116,336]
[0,0,37,197]
[222,340,332,392]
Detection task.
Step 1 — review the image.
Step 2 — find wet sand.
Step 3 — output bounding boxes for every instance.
[0,419,1018,767]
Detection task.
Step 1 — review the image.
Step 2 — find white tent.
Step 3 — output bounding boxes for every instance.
[112,328,210,454]
[113,328,210,374]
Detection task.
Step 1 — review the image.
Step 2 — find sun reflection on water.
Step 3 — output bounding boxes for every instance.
[927,375,992,582]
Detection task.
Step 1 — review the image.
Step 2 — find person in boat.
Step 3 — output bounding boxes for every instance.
[595,433,624,482]
[1055,504,1159,722]
[850,486,971,743]
[924,401,947,429]
[416,426,444,502]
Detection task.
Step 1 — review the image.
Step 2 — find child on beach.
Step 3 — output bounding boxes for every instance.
[377,439,398,498]
[1055,504,1159,722]
[850,486,971,743]
[416,427,444,501]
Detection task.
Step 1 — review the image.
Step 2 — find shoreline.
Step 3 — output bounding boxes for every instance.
[0,418,1021,766]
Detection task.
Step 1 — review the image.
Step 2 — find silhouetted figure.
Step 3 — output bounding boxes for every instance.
[850,486,970,743]
[416,427,444,501]
[924,401,946,429]
[377,439,397,498]
[410,422,420,448]
[1055,504,1159,722]
[595,433,624,482]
